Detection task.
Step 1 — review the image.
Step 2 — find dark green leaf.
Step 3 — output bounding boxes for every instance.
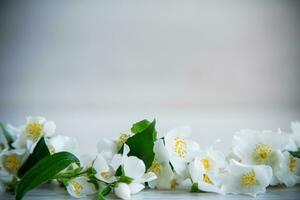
[115,166,123,176]
[18,137,50,177]
[15,152,80,200]
[125,120,156,169]
[190,183,200,193]
[0,122,14,148]
[98,185,112,200]
[289,148,300,158]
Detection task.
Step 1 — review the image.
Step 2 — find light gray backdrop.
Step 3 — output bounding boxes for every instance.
[0,0,300,153]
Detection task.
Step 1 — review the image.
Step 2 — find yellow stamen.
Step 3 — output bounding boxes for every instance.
[71,180,83,196]
[5,154,21,173]
[201,158,212,171]
[241,170,256,187]
[148,159,162,175]
[253,143,272,164]
[101,171,111,179]
[173,137,187,159]
[117,133,130,147]
[203,173,213,185]
[289,157,296,172]
[170,179,178,189]
[26,121,43,141]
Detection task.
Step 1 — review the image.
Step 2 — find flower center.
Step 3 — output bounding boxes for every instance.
[253,143,272,164]
[201,158,212,171]
[170,179,178,189]
[117,133,130,147]
[26,121,43,141]
[173,137,187,158]
[241,170,256,187]
[149,160,162,175]
[5,154,21,173]
[289,157,296,172]
[203,173,213,185]
[100,171,111,179]
[71,180,83,196]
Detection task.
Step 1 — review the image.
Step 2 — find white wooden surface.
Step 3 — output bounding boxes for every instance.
[2,183,300,200]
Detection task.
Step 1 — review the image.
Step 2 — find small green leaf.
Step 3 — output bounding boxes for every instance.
[190,183,200,193]
[18,137,50,177]
[131,119,150,134]
[98,185,112,200]
[131,119,157,140]
[0,122,14,148]
[125,120,156,169]
[15,152,80,200]
[289,148,300,158]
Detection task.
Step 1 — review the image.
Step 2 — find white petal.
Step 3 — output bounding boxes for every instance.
[198,181,224,194]
[97,138,118,160]
[124,156,145,179]
[123,144,130,156]
[111,154,123,171]
[47,135,77,154]
[43,121,56,137]
[114,183,131,200]
[129,183,144,194]
[151,163,174,189]
[139,172,157,182]
[188,158,203,183]
[79,154,93,168]
[94,154,109,171]
[154,139,169,163]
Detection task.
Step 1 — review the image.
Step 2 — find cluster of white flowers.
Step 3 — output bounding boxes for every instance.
[1,117,300,200]
[0,117,77,192]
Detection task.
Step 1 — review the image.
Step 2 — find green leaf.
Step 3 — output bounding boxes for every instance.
[131,119,150,134]
[125,120,156,169]
[15,152,80,200]
[18,137,50,177]
[190,183,200,193]
[289,148,300,158]
[98,185,112,200]
[0,122,14,148]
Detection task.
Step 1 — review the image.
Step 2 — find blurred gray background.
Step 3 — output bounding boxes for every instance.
[0,0,300,153]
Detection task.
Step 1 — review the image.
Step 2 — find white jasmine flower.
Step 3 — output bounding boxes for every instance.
[93,153,116,183]
[164,126,200,177]
[13,117,56,153]
[97,133,131,161]
[46,135,78,155]
[0,149,27,177]
[188,156,224,194]
[272,150,300,187]
[222,160,272,197]
[111,144,156,197]
[233,130,292,165]
[66,176,97,198]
